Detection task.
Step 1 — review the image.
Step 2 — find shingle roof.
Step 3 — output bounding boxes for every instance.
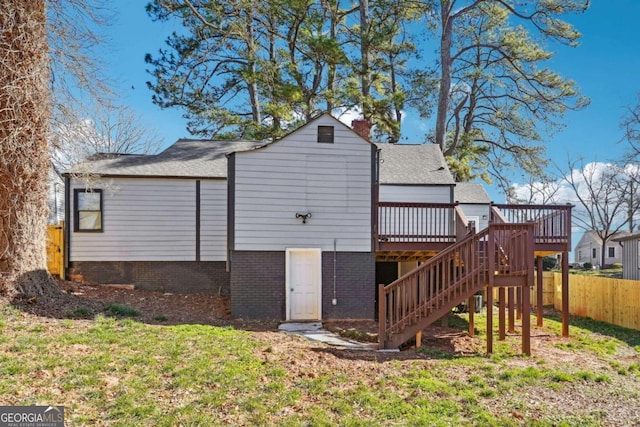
[376,143,455,185]
[454,182,491,204]
[66,139,263,178]
[612,232,639,242]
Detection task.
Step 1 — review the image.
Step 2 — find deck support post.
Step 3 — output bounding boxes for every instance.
[507,287,515,334]
[536,256,544,326]
[486,284,493,354]
[468,295,475,337]
[561,253,569,337]
[522,283,531,356]
[415,330,422,348]
[378,284,386,350]
[522,224,534,356]
[516,286,522,320]
[498,287,506,340]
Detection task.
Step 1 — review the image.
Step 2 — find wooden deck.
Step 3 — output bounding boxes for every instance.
[375,202,572,258]
[377,203,573,353]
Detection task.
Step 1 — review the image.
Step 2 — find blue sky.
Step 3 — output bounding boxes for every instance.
[102,1,640,202]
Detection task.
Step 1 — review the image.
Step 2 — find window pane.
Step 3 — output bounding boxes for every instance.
[79,212,101,230]
[78,192,101,210]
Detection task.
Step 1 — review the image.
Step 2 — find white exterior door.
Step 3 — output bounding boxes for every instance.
[286,249,322,320]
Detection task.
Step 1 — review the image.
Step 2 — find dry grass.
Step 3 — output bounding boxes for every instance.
[1,290,639,426]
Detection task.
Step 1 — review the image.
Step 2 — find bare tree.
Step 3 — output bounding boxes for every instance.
[0,1,53,296]
[622,93,640,158]
[505,174,562,205]
[562,159,631,268]
[51,102,164,171]
[47,0,114,115]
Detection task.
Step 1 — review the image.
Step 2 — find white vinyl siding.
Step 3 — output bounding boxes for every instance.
[200,180,227,261]
[48,168,65,224]
[378,185,452,203]
[70,178,197,261]
[233,116,372,252]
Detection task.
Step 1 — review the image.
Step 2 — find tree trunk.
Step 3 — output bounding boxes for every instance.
[435,1,453,152]
[0,1,56,298]
[360,0,370,120]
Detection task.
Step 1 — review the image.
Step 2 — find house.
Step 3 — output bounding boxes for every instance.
[48,163,65,224]
[64,114,573,352]
[611,233,640,280]
[574,230,627,268]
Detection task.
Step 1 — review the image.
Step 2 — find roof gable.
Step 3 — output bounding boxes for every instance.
[376,143,454,185]
[454,183,491,204]
[232,113,372,155]
[576,230,630,247]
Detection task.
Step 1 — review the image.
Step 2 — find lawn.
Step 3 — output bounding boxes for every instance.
[1,304,639,426]
[567,267,623,279]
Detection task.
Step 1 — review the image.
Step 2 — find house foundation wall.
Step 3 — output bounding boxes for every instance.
[229,251,375,320]
[68,261,230,295]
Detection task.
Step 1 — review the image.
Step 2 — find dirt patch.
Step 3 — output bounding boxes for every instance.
[10,279,279,332]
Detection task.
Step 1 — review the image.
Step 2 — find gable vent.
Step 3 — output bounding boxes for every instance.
[317,126,334,143]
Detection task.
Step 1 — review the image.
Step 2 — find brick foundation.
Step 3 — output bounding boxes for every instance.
[229,251,374,320]
[68,261,230,295]
[230,251,286,319]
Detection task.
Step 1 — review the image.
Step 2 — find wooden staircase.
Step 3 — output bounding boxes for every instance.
[378,222,536,350]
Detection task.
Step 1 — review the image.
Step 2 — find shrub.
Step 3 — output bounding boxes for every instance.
[583,262,593,270]
[106,304,140,317]
[542,256,558,271]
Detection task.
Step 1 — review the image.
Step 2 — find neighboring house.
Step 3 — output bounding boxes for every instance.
[48,163,64,224]
[574,230,627,267]
[454,182,491,232]
[612,233,640,280]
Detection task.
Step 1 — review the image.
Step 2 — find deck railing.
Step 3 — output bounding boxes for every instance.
[376,202,458,245]
[491,204,572,246]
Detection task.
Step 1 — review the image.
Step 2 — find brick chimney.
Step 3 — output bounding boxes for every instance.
[351,118,371,140]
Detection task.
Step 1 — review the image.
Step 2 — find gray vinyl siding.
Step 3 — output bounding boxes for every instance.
[621,237,640,280]
[200,180,227,261]
[459,203,490,231]
[233,116,372,252]
[70,178,197,261]
[378,185,452,203]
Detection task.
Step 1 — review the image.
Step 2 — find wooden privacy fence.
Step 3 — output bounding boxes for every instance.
[46,222,64,278]
[492,272,555,307]
[493,272,640,331]
[550,273,640,331]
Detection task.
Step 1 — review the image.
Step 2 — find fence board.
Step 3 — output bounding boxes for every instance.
[46,222,64,278]
[492,272,555,307]
[551,272,640,331]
